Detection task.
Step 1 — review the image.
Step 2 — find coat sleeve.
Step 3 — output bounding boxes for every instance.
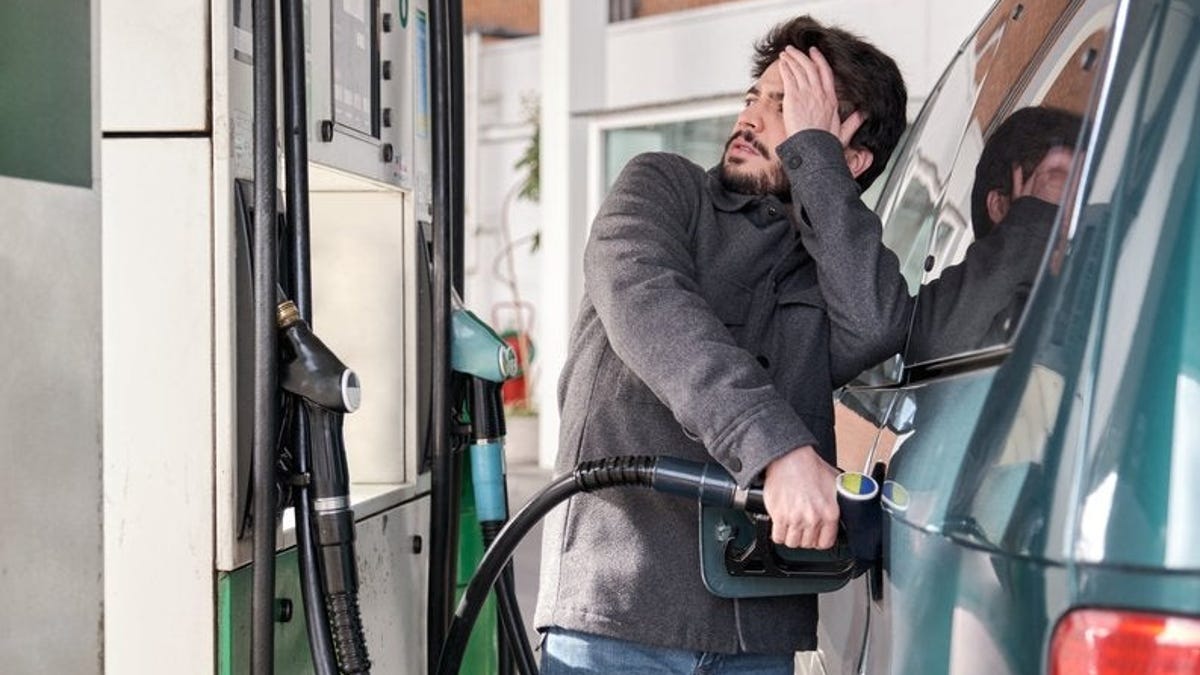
[585,152,817,485]
[908,196,1058,362]
[777,131,914,385]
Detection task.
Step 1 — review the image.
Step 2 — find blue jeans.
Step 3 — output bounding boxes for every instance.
[540,628,795,675]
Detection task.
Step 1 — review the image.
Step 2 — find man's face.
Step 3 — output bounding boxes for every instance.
[719,60,791,197]
[1019,145,1074,205]
[987,145,1076,227]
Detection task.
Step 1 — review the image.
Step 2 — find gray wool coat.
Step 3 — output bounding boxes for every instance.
[534,130,912,655]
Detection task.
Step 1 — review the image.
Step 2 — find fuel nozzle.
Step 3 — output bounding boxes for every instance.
[276,298,370,674]
[649,457,765,513]
[278,300,361,413]
[450,292,518,383]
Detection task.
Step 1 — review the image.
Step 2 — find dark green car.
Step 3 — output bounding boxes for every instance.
[808,0,1200,672]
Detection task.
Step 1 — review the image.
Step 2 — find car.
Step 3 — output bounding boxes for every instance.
[802,0,1200,672]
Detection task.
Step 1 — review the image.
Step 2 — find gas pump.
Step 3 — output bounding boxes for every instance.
[241,0,444,672]
[100,0,452,672]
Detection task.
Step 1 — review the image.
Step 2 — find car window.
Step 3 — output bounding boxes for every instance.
[874,0,1079,295]
[900,0,1117,366]
[836,0,1118,474]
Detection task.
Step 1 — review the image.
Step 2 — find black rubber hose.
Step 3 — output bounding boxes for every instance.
[482,522,538,675]
[327,589,371,673]
[498,564,536,674]
[307,408,371,673]
[251,0,279,671]
[436,474,578,675]
[498,627,514,675]
[291,418,338,675]
[446,0,465,294]
[427,0,459,666]
[436,456,762,674]
[278,0,337,671]
[328,426,371,674]
[280,0,313,322]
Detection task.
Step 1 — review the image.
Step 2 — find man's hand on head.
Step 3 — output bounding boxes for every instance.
[1012,145,1074,206]
[779,46,865,147]
[761,445,840,549]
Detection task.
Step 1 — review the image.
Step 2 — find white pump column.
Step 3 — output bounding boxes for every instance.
[538,1,607,468]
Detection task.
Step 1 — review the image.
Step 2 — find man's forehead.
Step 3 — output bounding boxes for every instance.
[747,83,785,100]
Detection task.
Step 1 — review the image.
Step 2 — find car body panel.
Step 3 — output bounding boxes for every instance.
[817,0,1200,672]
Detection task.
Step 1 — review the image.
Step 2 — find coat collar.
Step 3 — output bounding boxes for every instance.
[706,167,758,213]
[706,166,793,230]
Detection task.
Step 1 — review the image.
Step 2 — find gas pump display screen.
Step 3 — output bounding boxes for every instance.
[333,0,380,137]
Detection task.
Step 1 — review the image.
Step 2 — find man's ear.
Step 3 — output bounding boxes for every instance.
[986,188,1010,226]
[844,146,874,180]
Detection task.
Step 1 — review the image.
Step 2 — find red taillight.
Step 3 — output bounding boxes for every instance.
[1050,609,1200,675]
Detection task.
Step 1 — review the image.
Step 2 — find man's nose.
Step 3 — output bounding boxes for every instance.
[736,105,761,131]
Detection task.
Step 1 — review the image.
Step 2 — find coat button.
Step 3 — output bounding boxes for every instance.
[767,206,779,218]
[788,156,802,169]
[727,457,743,473]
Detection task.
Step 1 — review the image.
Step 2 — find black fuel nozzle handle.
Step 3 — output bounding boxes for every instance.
[298,395,369,674]
[648,458,881,561]
[302,392,370,673]
[277,300,361,413]
[276,295,371,672]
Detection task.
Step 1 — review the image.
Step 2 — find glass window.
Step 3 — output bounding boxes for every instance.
[871,0,1087,296]
[603,111,906,209]
[603,114,737,191]
[876,0,1116,366]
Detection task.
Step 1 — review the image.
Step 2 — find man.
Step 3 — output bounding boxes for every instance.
[970,105,1080,240]
[535,16,911,673]
[909,106,1082,362]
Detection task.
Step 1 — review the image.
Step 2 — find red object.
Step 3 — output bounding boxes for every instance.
[1049,609,1200,675]
[501,332,531,407]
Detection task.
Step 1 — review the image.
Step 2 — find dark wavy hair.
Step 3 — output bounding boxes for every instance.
[969,106,1083,238]
[752,16,908,190]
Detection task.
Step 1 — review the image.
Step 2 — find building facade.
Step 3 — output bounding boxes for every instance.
[463,0,997,465]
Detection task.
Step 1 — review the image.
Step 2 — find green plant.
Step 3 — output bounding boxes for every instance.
[513,100,540,205]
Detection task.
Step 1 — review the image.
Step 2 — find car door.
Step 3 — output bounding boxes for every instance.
[816,1,1119,673]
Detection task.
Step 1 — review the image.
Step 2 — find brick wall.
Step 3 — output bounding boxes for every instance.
[463,0,743,37]
[464,0,539,38]
[636,0,737,19]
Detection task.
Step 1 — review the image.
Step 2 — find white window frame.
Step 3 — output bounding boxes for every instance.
[585,96,742,230]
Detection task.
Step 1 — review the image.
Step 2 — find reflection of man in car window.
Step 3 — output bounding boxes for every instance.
[909,107,1082,363]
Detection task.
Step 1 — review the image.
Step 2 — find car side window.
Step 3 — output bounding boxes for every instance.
[900,0,1116,366]
[835,3,1018,401]
[874,2,1081,294]
[835,0,1117,474]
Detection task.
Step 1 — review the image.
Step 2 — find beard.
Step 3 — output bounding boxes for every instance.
[718,130,790,199]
